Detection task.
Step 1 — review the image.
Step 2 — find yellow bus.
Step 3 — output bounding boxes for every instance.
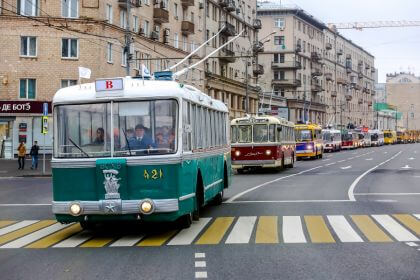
[384,130,397,145]
[295,124,323,159]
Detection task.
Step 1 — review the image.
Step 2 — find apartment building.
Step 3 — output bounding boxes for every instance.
[257,2,375,128]
[0,0,258,157]
[386,72,420,130]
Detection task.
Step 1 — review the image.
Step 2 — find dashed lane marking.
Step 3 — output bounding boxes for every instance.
[341,166,352,170]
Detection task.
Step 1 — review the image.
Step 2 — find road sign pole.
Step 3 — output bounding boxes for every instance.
[43,133,45,175]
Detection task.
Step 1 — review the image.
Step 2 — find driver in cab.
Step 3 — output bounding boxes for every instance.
[127,124,156,150]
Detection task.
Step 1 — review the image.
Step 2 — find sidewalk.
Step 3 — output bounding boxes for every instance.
[0,157,51,177]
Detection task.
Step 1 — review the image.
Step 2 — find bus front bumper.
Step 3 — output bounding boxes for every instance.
[232,160,281,169]
[52,199,179,216]
[296,151,316,157]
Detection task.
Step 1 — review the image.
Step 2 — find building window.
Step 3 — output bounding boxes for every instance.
[281,89,285,97]
[206,0,209,17]
[20,36,37,57]
[133,15,139,32]
[61,79,77,88]
[182,35,187,51]
[190,41,195,52]
[62,0,78,18]
[274,71,284,80]
[19,0,39,16]
[107,43,113,63]
[61,38,78,58]
[121,47,127,67]
[120,10,127,28]
[105,4,112,23]
[174,3,178,19]
[134,50,140,69]
[174,33,179,48]
[206,30,210,45]
[143,20,149,36]
[198,16,202,31]
[19,79,36,99]
[144,0,149,5]
[274,36,285,46]
[274,18,285,28]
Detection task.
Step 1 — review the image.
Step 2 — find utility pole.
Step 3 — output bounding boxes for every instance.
[334,32,338,127]
[125,0,131,76]
[245,56,249,113]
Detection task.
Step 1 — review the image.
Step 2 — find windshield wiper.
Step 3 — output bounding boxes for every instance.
[68,138,90,158]
[122,129,132,156]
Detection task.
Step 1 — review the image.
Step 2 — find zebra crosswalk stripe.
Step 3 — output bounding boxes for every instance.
[225,216,257,244]
[26,223,82,248]
[109,235,145,247]
[0,221,16,229]
[255,216,278,244]
[0,220,56,246]
[327,215,363,242]
[350,215,392,242]
[167,218,211,246]
[0,220,39,236]
[372,215,419,242]
[282,216,306,243]
[414,214,420,220]
[1,223,70,248]
[53,231,94,248]
[392,214,420,235]
[304,216,335,243]
[195,217,234,245]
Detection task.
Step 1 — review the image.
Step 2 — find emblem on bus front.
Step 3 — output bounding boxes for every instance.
[103,169,121,199]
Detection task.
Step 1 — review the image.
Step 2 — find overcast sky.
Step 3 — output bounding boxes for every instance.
[274,0,420,82]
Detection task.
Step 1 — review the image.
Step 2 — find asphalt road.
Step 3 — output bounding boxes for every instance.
[0,143,419,280]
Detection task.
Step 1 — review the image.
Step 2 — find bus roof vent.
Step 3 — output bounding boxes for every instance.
[154,71,174,81]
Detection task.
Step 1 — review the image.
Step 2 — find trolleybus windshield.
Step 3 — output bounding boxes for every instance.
[237,125,252,143]
[295,129,312,141]
[342,133,353,141]
[55,99,177,158]
[253,124,269,143]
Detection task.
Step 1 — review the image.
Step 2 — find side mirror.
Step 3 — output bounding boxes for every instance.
[277,127,282,132]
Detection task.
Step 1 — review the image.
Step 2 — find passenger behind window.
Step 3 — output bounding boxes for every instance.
[93,128,104,145]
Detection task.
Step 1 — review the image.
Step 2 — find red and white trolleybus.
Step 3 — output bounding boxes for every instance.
[230,115,296,173]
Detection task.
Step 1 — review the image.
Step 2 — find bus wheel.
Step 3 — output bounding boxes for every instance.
[237,168,245,174]
[178,213,192,229]
[319,152,323,159]
[80,221,95,231]
[286,156,294,168]
[213,190,224,205]
[193,175,204,221]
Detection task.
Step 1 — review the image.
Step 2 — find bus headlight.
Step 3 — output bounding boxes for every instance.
[139,199,154,215]
[69,203,82,216]
[235,150,241,157]
[306,144,313,150]
[265,149,272,156]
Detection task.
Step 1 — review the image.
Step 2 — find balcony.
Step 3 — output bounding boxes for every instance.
[358,98,363,104]
[325,42,332,50]
[311,82,323,92]
[337,49,343,56]
[220,21,236,37]
[153,8,169,23]
[365,64,371,70]
[295,44,302,53]
[325,72,333,81]
[181,0,194,7]
[119,0,141,8]
[311,68,323,77]
[252,41,264,53]
[218,0,228,7]
[272,79,301,87]
[358,72,363,79]
[311,52,322,61]
[271,61,301,69]
[346,54,352,60]
[181,21,195,35]
[345,94,352,101]
[331,91,337,97]
[346,66,352,74]
[337,77,348,85]
[253,64,264,76]
[219,48,236,63]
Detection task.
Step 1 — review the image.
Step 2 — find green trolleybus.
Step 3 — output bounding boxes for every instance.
[52,76,231,229]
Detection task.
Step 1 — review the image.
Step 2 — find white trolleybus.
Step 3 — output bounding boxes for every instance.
[230,115,296,173]
[322,129,342,152]
[51,74,231,229]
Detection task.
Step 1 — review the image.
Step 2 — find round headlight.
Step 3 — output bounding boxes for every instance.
[307,145,313,150]
[69,203,82,216]
[265,149,271,156]
[140,200,154,215]
[235,150,241,157]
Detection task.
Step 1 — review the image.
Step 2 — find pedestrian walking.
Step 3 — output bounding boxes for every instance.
[17,142,26,170]
[30,141,39,169]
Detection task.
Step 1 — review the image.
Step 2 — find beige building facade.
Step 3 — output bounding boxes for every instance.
[0,0,258,157]
[386,72,420,130]
[257,3,375,128]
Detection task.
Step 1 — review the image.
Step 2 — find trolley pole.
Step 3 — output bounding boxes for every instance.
[245,56,249,114]
[125,0,131,76]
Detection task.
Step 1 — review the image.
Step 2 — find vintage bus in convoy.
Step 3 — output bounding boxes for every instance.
[384,130,397,144]
[369,129,384,146]
[322,129,342,152]
[341,130,359,149]
[51,75,231,229]
[295,123,323,159]
[230,115,295,172]
[397,131,405,144]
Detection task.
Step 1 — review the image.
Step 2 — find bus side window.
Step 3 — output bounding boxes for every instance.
[182,101,191,152]
[191,104,196,150]
[196,106,202,149]
[269,124,275,142]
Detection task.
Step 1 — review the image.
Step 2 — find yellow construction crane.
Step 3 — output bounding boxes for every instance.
[328,21,420,31]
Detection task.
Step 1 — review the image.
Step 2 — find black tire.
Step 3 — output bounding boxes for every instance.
[286,155,294,168]
[213,190,224,205]
[193,174,203,221]
[178,213,192,229]
[237,168,244,174]
[319,152,323,159]
[80,221,95,231]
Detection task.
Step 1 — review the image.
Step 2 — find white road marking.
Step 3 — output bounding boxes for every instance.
[0,220,39,236]
[348,151,402,201]
[195,261,206,268]
[327,216,363,242]
[348,157,355,160]
[168,218,212,245]
[225,216,257,244]
[414,214,420,219]
[229,200,351,203]
[322,159,331,162]
[374,200,397,203]
[337,160,346,163]
[355,193,420,196]
[53,231,93,248]
[365,158,373,161]
[401,165,412,169]
[341,166,352,170]
[109,235,145,247]
[195,271,207,278]
[384,152,388,154]
[325,162,336,166]
[372,215,419,242]
[0,204,51,207]
[408,157,415,160]
[405,242,418,247]
[1,223,71,248]
[195,253,206,258]
[226,166,323,202]
[282,216,306,243]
